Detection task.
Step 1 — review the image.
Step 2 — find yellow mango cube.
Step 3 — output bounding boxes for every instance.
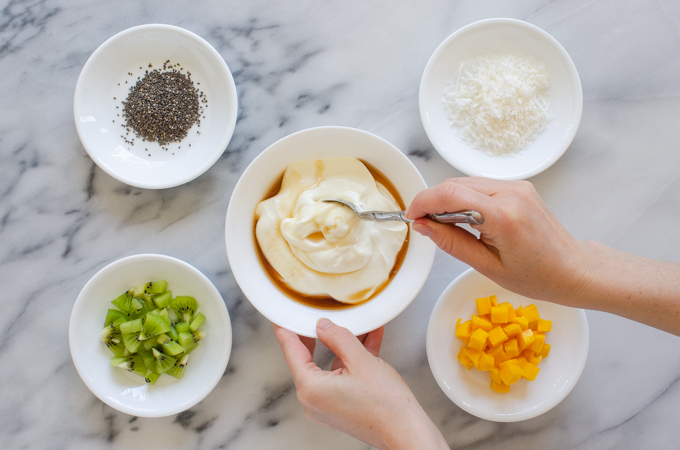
[530,333,545,353]
[499,360,523,385]
[487,326,509,347]
[464,347,483,365]
[471,315,493,333]
[537,319,552,333]
[455,319,472,341]
[475,297,492,316]
[491,380,511,393]
[512,316,529,331]
[501,302,517,321]
[490,295,499,307]
[502,323,522,338]
[517,329,535,351]
[487,344,511,364]
[490,306,508,324]
[457,347,473,370]
[521,362,541,381]
[503,338,520,358]
[540,343,551,358]
[468,328,488,352]
[476,353,495,371]
[522,304,540,323]
[489,367,502,384]
[515,305,523,317]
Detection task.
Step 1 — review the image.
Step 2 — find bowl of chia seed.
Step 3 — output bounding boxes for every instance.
[74,24,238,189]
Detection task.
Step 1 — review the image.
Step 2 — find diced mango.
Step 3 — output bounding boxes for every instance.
[490,295,498,307]
[537,319,552,333]
[517,329,535,351]
[455,319,472,341]
[490,306,508,324]
[471,315,493,333]
[464,347,482,365]
[515,305,523,317]
[502,323,522,338]
[457,347,474,370]
[476,353,495,371]
[487,326,509,347]
[487,344,511,364]
[491,380,511,393]
[540,343,551,358]
[512,316,529,331]
[468,328,488,351]
[529,333,545,353]
[522,349,542,365]
[489,366,502,384]
[520,362,540,381]
[475,297,492,316]
[503,338,520,358]
[501,302,517,321]
[499,360,523,385]
[522,304,540,323]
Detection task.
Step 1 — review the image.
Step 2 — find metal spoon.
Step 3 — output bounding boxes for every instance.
[321,199,484,225]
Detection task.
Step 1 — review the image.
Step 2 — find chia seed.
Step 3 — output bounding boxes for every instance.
[120,62,204,147]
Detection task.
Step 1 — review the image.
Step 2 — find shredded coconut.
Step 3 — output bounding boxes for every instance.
[442,54,552,156]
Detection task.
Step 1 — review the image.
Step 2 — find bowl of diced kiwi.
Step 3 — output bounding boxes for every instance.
[69,254,232,417]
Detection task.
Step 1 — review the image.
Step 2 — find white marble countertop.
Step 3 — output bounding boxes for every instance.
[2,0,680,448]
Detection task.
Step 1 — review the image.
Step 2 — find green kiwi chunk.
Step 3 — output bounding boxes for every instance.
[166,365,184,379]
[140,350,156,369]
[122,332,143,353]
[153,291,172,309]
[168,325,179,342]
[175,322,190,334]
[152,348,176,374]
[189,313,206,331]
[135,280,168,296]
[104,309,129,328]
[145,371,161,384]
[170,296,198,323]
[111,290,136,313]
[116,355,147,377]
[138,313,171,341]
[161,340,185,356]
[119,318,143,334]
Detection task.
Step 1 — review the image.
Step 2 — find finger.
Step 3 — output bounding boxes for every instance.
[329,332,370,372]
[405,182,492,222]
[300,335,316,358]
[274,324,317,380]
[412,218,500,272]
[316,318,368,369]
[362,326,384,358]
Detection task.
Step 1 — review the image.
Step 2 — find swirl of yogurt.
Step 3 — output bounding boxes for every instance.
[255,158,407,304]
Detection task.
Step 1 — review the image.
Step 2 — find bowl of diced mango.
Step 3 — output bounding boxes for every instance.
[426,268,589,422]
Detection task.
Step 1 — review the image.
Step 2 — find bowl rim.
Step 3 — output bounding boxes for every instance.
[426,267,590,422]
[225,126,436,337]
[68,253,232,417]
[418,17,583,180]
[73,23,238,189]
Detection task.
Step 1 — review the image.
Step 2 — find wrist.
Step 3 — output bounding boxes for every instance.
[378,402,448,450]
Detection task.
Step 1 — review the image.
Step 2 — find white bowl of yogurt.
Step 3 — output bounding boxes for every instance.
[225,127,436,337]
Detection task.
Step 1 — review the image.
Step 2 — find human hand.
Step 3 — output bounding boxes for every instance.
[405,178,589,305]
[274,319,448,450]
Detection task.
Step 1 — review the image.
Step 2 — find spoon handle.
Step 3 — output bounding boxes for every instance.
[426,211,484,225]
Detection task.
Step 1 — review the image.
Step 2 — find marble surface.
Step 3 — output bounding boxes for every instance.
[2,0,680,448]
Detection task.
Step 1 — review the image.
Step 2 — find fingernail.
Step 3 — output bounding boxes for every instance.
[412,223,433,237]
[317,318,332,330]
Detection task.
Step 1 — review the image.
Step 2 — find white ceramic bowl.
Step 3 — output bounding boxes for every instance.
[69,254,232,417]
[225,126,436,338]
[74,24,238,189]
[427,268,589,422]
[419,18,583,180]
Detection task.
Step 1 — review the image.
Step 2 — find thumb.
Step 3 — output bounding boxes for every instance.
[316,318,368,369]
[412,219,497,271]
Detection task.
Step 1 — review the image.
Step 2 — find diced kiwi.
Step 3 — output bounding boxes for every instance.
[138,313,171,340]
[178,331,205,353]
[142,336,158,350]
[156,333,169,344]
[139,350,156,369]
[166,365,184,379]
[189,313,206,331]
[128,298,148,319]
[158,308,170,324]
[104,309,129,328]
[116,355,147,377]
[110,356,128,366]
[175,322,190,334]
[153,291,172,309]
[170,296,198,324]
[119,318,143,335]
[152,348,176,374]
[178,354,189,368]
[167,325,179,341]
[122,332,143,353]
[111,290,136,313]
[100,324,126,356]
[161,340,185,356]
[145,371,160,384]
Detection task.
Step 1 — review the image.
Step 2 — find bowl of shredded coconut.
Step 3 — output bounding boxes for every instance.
[419,19,582,180]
